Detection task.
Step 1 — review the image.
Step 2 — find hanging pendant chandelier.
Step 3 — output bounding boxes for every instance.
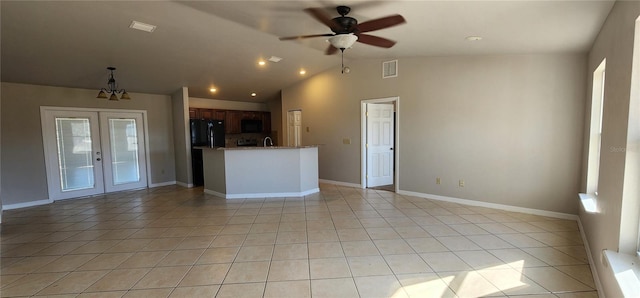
[96,67,131,100]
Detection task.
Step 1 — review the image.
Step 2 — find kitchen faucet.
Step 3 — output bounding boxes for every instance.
[263,136,273,147]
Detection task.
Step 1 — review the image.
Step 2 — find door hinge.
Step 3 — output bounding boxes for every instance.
[366,143,369,148]
[366,112,369,117]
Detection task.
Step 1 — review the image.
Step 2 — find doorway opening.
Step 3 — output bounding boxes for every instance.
[361,97,399,192]
[287,110,302,147]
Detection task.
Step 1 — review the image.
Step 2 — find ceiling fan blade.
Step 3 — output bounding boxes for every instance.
[325,44,339,55]
[356,14,406,33]
[279,33,334,41]
[304,7,341,32]
[356,34,397,48]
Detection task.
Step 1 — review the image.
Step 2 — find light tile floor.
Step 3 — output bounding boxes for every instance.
[0,184,598,297]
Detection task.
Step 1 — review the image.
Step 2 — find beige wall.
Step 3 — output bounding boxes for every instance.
[0,82,176,206]
[189,97,268,111]
[172,87,190,186]
[580,2,640,297]
[282,53,586,214]
[267,95,283,145]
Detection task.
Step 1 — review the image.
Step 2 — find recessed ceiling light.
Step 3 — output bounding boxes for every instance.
[251,93,257,97]
[299,69,306,75]
[465,36,483,41]
[258,60,266,66]
[129,21,156,33]
[268,56,283,63]
[210,88,217,93]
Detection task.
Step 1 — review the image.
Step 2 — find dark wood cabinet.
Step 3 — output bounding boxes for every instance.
[262,112,271,133]
[189,108,198,119]
[190,108,270,135]
[242,111,261,120]
[212,110,226,121]
[225,111,242,134]
[199,109,214,120]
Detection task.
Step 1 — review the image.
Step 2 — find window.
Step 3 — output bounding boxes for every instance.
[586,59,606,196]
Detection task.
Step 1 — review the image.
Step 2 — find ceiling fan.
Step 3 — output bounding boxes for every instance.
[279,5,406,55]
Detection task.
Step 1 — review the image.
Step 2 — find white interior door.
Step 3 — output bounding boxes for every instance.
[366,103,395,187]
[42,108,148,200]
[42,110,105,200]
[99,112,148,192]
[288,110,302,147]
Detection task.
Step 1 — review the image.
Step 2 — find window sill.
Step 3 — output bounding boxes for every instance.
[603,250,640,296]
[578,193,599,213]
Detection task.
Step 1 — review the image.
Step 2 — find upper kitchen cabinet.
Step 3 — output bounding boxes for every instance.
[212,110,226,121]
[262,112,271,133]
[242,111,261,120]
[225,111,242,134]
[189,108,198,119]
[189,108,225,121]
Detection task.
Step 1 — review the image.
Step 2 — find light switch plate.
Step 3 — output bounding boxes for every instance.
[343,138,351,145]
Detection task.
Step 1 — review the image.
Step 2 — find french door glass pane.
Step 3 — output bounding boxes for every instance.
[109,118,140,185]
[55,118,94,191]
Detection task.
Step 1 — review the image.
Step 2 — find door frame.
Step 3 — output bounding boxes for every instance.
[40,106,151,201]
[361,97,400,191]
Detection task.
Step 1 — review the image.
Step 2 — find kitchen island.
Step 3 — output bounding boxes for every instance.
[199,146,319,199]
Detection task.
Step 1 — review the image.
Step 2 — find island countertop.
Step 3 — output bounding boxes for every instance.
[201,146,319,199]
[195,145,318,151]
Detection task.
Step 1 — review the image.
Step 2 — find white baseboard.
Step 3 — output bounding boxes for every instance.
[319,179,362,188]
[3,199,53,211]
[577,217,605,297]
[204,188,320,199]
[397,190,578,220]
[149,181,176,188]
[176,181,193,188]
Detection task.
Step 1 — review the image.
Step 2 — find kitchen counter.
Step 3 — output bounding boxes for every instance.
[200,146,319,199]
[197,145,317,150]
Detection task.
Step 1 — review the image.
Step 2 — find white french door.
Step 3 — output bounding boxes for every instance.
[366,103,395,187]
[99,112,147,193]
[42,108,147,200]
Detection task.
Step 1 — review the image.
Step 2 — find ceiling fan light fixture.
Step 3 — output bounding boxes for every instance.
[329,34,358,49]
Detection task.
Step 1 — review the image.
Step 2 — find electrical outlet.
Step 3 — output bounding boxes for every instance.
[343,138,351,145]
[459,179,465,187]
[436,177,441,185]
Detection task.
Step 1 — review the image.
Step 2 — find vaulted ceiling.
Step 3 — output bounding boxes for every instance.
[1,1,614,102]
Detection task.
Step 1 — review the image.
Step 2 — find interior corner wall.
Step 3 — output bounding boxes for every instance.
[0,82,176,206]
[579,1,640,297]
[281,53,586,214]
[267,94,283,146]
[172,87,191,186]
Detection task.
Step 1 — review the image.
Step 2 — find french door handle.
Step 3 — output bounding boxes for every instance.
[96,158,102,161]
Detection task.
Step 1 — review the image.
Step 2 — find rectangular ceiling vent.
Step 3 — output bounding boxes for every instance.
[382,60,398,78]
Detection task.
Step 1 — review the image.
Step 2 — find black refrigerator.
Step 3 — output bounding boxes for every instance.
[190,119,225,186]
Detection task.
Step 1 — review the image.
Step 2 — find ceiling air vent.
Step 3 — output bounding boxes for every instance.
[382,60,398,78]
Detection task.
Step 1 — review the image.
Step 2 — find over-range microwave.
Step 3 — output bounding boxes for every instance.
[241,119,262,133]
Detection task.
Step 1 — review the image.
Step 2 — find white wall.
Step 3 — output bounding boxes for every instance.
[580,2,640,297]
[0,82,176,206]
[282,53,586,214]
